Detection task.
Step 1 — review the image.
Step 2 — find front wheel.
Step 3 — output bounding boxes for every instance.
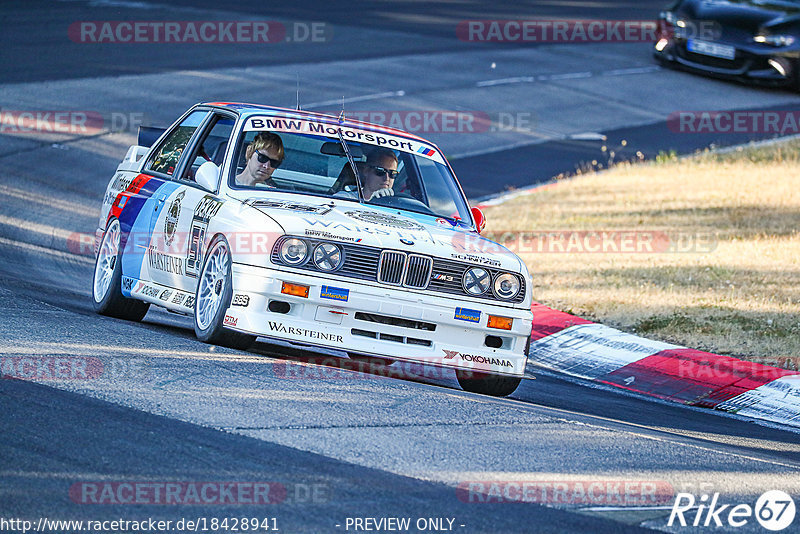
[92,218,149,321]
[456,369,522,397]
[194,235,255,350]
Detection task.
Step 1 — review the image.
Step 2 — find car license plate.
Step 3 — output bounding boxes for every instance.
[687,39,736,60]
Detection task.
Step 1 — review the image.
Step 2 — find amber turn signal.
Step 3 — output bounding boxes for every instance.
[487,315,513,330]
[281,282,309,298]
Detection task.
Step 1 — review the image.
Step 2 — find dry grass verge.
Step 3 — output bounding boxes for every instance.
[483,140,800,368]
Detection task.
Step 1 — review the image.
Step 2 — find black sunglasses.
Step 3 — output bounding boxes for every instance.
[255,150,282,168]
[369,165,399,179]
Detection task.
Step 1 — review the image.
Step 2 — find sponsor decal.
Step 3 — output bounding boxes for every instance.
[455,307,481,323]
[194,195,224,222]
[302,219,431,242]
[185,224,206,278]
[320,285,349,302]
[442,349,512,368]
[344,210,425,231]
[159,289,172,301]
[185,196,223,278]
[184,295,195,309]
[231,294,250,307]
[252,199,332,215]
[139,285,160,299]
[450,252,501,268]
[243,117,442,161]
[267,321,343,343]
[147,246,184,275]
[164,191,184,246]
[171,291,185,304]
[223,315,238,327]
[304,229,362,243]
[111,173,133,193]
[122,276,134,291]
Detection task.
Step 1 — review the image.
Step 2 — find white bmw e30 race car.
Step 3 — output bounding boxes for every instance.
[92,102,533,396]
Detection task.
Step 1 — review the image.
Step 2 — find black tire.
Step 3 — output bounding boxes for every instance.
[347,352,395,366]
[456,369,522,397]
[193,235,255,350]
[92,218,150,321]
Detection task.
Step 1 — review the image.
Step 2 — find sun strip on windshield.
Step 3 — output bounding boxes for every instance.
[243,115,446,165]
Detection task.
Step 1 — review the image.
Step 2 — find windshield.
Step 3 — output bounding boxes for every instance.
[228,115,473,225]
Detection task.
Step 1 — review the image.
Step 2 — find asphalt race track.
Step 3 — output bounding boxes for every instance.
[1,1,799,532]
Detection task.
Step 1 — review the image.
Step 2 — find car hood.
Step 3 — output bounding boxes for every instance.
[679,0,800,32]
[246,198,525,273]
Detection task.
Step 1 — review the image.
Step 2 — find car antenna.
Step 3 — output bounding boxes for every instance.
[295,74,301,111]
[335,106,364,203]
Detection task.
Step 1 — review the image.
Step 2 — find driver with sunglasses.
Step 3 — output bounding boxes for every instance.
[336,147,399,201]
[235,132,285,187]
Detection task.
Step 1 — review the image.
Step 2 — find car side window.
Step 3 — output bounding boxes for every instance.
[145,111,208,176]
[178,114,235,183]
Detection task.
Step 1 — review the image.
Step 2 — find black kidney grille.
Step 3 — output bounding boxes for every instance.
[378,250,406,285]
[404,254,432,289]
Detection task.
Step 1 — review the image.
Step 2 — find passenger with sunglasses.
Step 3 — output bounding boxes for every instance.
[235,132,285,187]
[356,147,399,201]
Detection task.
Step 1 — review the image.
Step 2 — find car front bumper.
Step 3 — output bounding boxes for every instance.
[226,262,533,377]
[655,37,800,87]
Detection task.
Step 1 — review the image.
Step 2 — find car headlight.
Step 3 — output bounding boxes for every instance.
[313,242,343,271]
[279,238,308,265]
[493,273,521,300]
[754,34,796,47]
[462,267,491,295]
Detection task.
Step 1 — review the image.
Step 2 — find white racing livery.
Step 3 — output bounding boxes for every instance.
[92,103,533,396]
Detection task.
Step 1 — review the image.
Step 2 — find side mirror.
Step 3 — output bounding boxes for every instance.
[471,206,486,234]
[196,161,220,191]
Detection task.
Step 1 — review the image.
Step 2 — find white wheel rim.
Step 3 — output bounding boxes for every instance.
[196,241,230,330]
[93,219,120,303]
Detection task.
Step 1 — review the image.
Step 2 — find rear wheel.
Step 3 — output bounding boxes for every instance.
[194,235,255,350]
[456,369,522,397]
[92,218,149,321]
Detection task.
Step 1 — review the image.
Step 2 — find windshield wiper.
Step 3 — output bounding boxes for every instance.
[336,127,364,203]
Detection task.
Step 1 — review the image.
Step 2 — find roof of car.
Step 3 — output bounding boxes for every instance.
[203,101,432,144]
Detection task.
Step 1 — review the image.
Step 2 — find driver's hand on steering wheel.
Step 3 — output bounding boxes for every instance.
[368,187,394,200]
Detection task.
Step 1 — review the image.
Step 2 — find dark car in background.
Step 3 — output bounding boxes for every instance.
[654,0,800,90]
